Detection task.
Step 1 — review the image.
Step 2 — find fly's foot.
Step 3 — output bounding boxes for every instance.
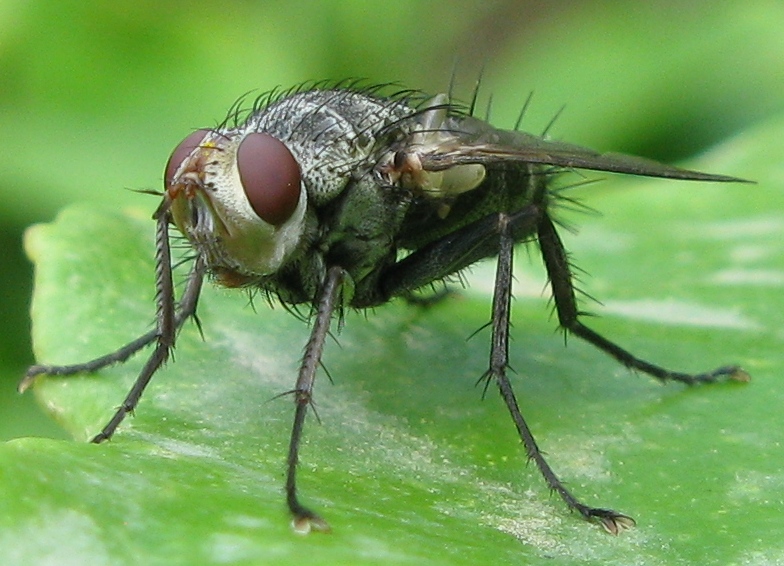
[687,365,751,385]
[724,366,751,383]
[18,367,43,393]
[91,432,111,444]
[291,508,331,535]
[576,504,636,535]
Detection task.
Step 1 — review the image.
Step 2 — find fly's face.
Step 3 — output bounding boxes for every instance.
[164,127,308,286]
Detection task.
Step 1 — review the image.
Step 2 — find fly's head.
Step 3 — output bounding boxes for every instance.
[164,127,308,286]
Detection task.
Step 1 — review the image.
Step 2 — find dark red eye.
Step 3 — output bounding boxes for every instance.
[237,133,302,226]
[164,129,210,187]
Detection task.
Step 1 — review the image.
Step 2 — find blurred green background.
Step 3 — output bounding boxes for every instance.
[1,0,782,443]
[1,2,784,564]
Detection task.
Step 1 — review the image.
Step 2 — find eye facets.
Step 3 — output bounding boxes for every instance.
[237,132,302,226]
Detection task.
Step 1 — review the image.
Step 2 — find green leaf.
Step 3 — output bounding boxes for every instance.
[3,0,782,446]
[4,114,784,565]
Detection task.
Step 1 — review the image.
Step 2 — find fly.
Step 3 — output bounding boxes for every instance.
[22,81,751,535]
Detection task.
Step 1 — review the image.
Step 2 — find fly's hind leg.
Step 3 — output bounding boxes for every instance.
[380,201,635,532]
[536,213,750,385]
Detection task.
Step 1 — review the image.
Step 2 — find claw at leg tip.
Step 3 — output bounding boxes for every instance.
[730,367,751,383]
[598,514,636,536]
[291,514,331,535]
[18,372,37,393]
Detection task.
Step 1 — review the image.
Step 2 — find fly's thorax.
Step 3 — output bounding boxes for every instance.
[164,128,308,286]
[245,89,417,208]
[394,161,547,252]
[376,94,486,218]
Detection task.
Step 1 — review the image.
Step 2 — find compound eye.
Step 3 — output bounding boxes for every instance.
[164,129,210,187]
[237,133,302,226]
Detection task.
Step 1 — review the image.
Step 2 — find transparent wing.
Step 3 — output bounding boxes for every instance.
[416,114,747,183]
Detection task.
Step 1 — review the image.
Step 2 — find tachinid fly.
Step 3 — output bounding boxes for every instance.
[22,82,750,535]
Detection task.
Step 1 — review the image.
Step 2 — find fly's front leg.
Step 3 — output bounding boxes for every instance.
[482,212,635,535]
[537,214,750,385]
[286,265,345,534]
[91,202,187,442]
[91,260,206,444]
[19,253,206,393]
[22,202,208,444]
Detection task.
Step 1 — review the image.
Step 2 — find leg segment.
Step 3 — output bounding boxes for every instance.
[536,214,749,384]
[286,265,345,534]
[483,213,635,534]
[381,205,541,300]
[19,254,206,392]
[21,200,208,443]
[90,203,189,443]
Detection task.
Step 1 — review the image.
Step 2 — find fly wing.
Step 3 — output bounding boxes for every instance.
[417,114,748,183]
